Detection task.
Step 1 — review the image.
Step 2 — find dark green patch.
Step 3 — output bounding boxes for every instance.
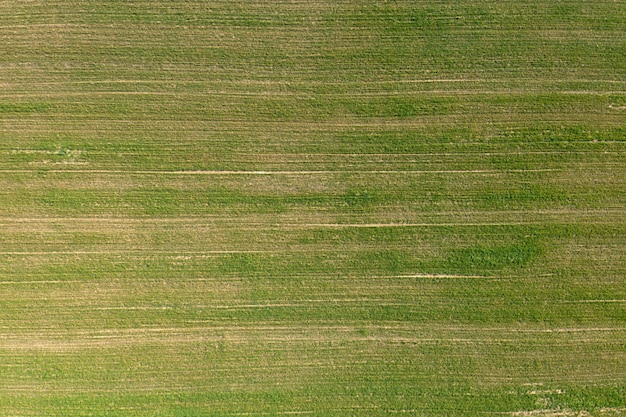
[0,102,50,113]
[443,241,542,274]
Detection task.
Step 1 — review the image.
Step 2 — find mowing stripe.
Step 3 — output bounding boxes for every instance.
[0,169,562,174]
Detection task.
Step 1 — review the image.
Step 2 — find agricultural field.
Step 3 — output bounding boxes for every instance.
[0,0,625,415]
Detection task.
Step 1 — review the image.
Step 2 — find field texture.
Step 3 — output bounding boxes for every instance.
[1,1,625,416]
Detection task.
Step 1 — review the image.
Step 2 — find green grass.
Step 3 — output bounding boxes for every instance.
[0,0,624,415]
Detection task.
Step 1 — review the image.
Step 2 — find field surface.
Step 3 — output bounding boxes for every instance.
[0,1,625,416]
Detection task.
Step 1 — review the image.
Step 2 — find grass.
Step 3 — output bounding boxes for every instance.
[0,0,624,415]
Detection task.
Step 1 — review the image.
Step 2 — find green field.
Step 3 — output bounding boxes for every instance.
[1,0,625,415]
